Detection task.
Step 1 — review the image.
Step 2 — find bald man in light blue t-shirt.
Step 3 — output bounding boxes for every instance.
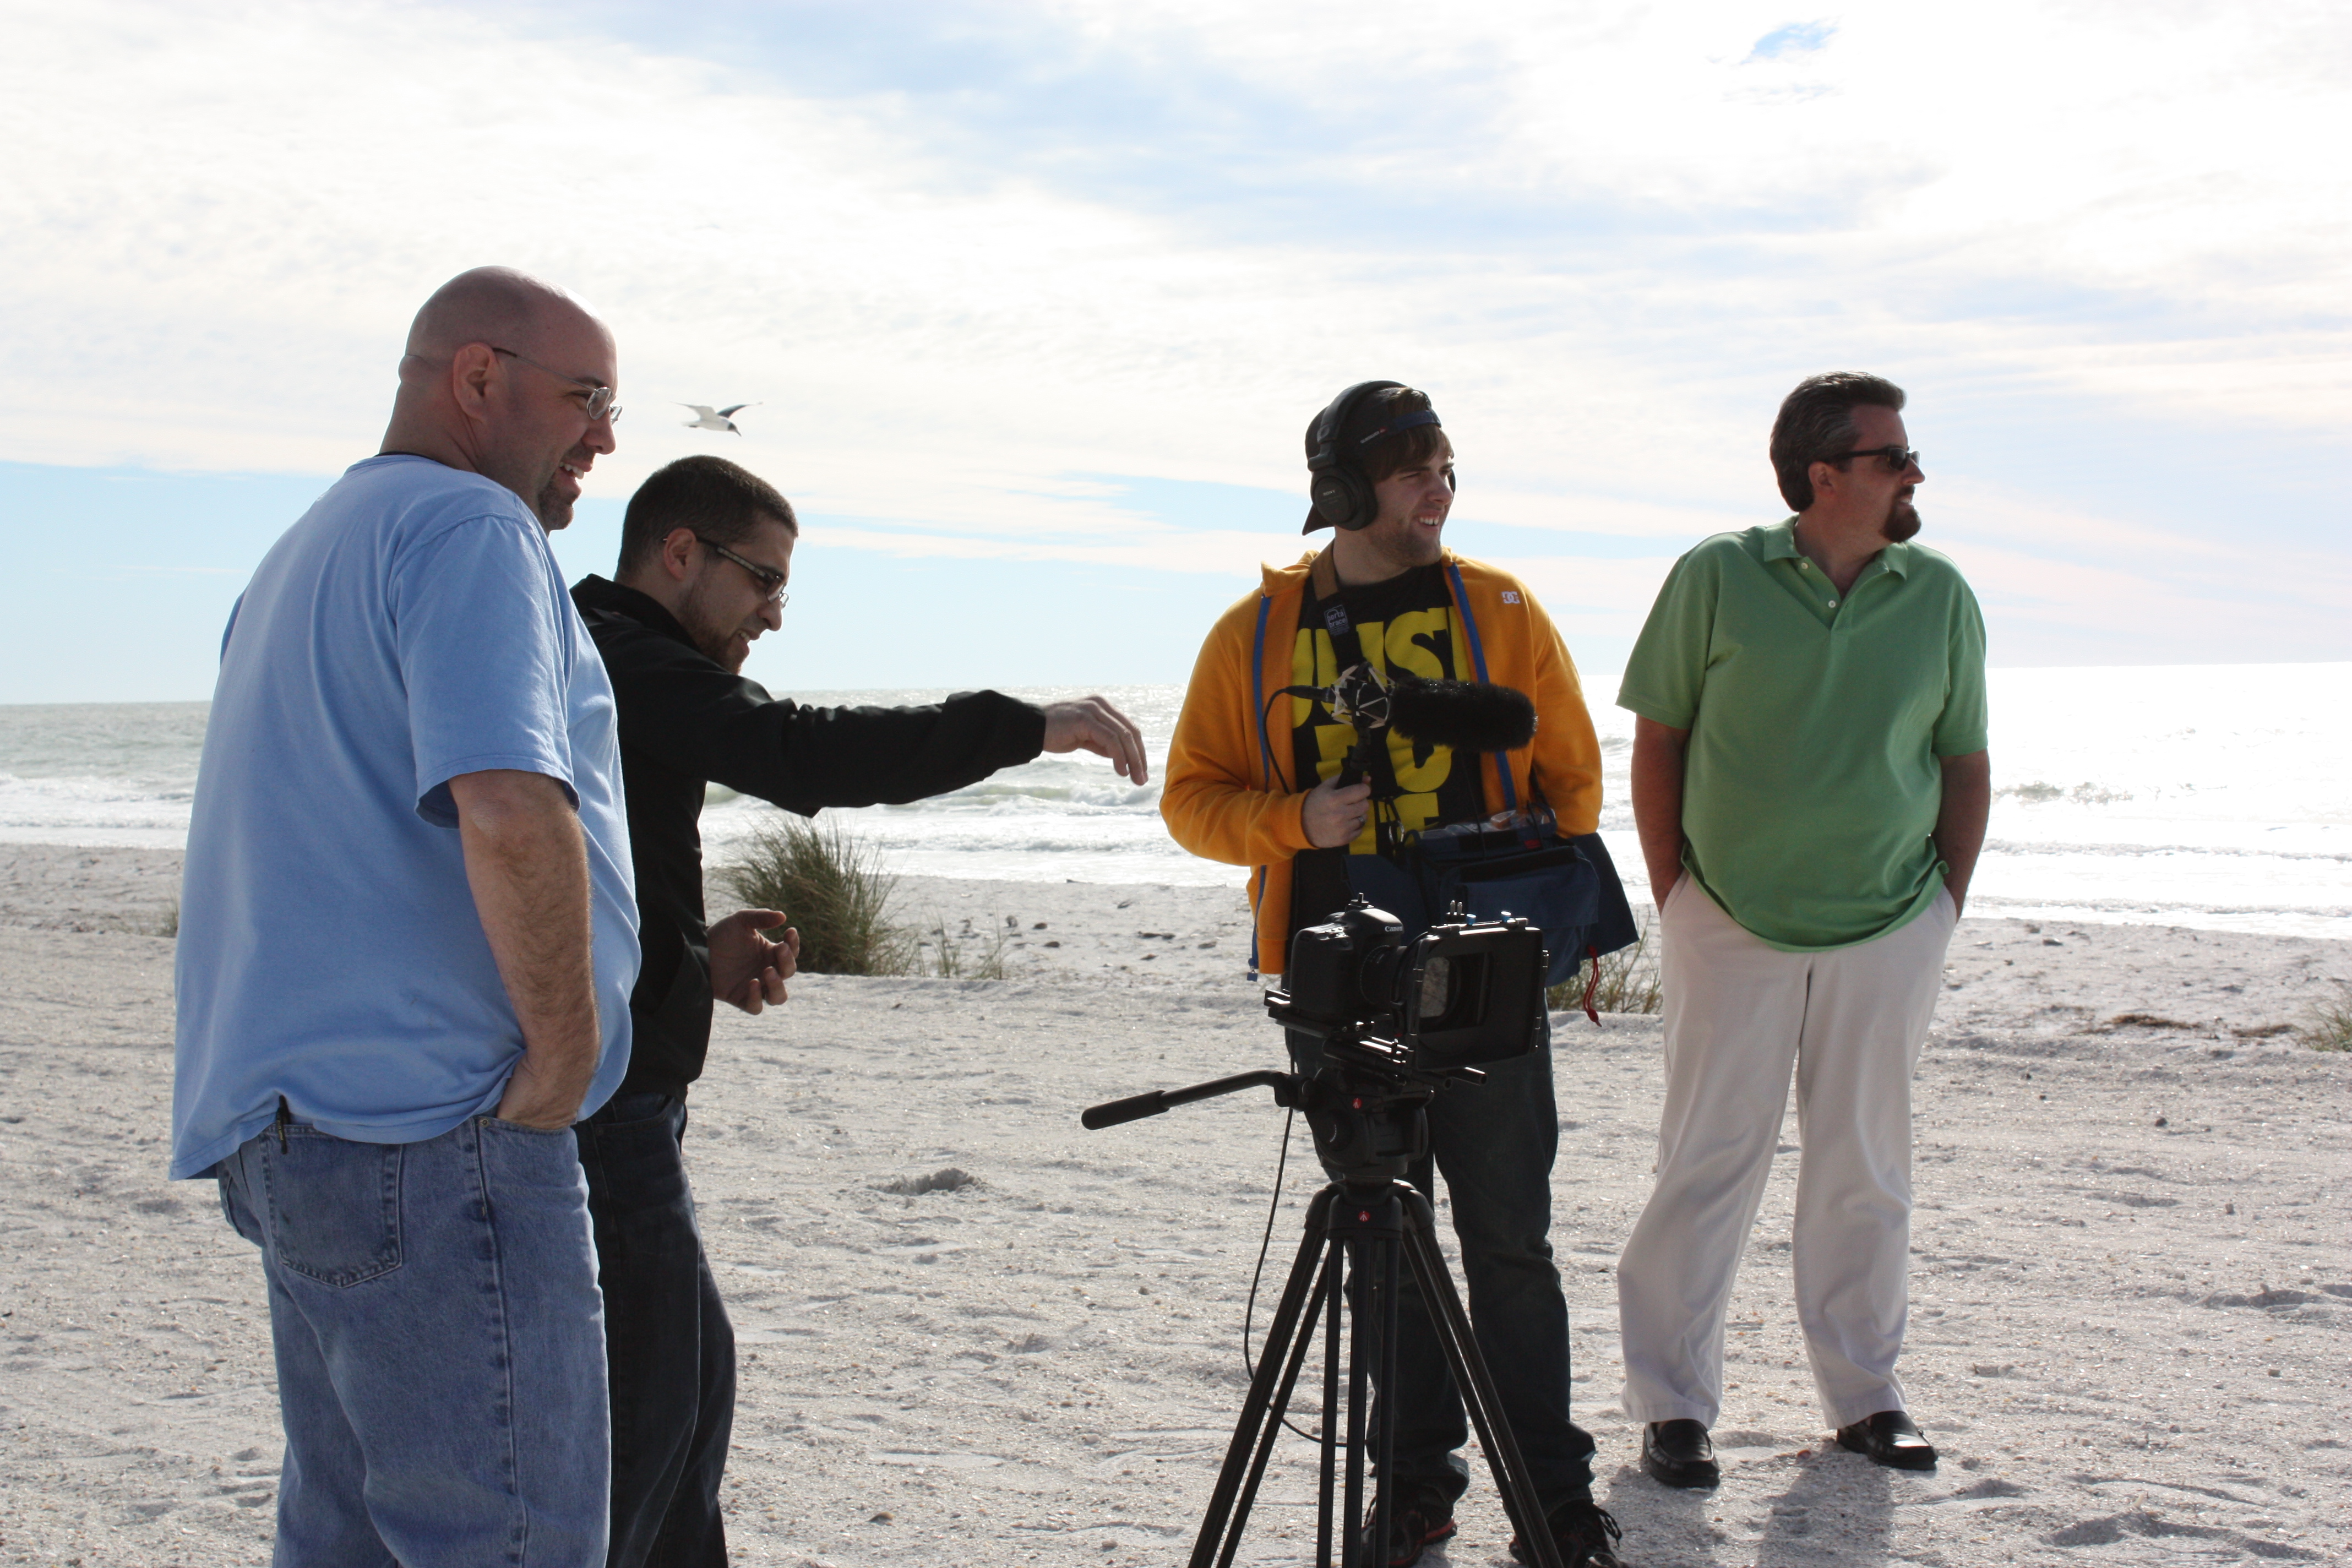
[174,268,638,1568]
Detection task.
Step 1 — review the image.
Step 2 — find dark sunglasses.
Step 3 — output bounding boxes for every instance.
[1826,444,1921,474]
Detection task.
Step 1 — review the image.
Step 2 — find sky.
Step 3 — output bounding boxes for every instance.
[2,0,2346,704]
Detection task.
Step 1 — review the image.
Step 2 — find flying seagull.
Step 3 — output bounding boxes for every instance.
[679,402,758,434]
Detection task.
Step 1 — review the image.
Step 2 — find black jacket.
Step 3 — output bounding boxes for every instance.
[571,576,1047,1098]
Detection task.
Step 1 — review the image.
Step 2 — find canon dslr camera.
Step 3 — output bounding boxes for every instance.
[1266,895,1548,1078]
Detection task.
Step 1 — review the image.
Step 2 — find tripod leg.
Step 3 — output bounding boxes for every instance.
[1398,1188,1566,1568]
[1191,1186,1337,1568]
[1221,1248,1336,1568]
[1368,1229,1402,1568]
[1343,1232,1374,1568]
[1320,1238,1342,1568]
[1328,1185,1411,1568]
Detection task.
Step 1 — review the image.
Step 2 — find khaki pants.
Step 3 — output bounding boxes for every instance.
[1616,874,1957,1429]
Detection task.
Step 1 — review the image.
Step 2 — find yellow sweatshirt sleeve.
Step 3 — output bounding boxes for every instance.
[1161,594,1317,868]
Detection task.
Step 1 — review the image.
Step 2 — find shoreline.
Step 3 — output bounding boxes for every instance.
[7,839,2350,952]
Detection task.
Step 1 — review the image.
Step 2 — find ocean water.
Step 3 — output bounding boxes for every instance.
[3,663,2346,939]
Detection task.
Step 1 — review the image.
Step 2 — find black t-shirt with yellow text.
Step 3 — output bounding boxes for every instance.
[1287,563,1487,940]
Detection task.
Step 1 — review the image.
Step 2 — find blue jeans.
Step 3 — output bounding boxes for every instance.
[1290,1021,1597,1510]
[215,1114,610,1567]
[576,1092,734,1568]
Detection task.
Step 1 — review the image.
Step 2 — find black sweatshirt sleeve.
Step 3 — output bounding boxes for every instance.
[597,619,1047,813]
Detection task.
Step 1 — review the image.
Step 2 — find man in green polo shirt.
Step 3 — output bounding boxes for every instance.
[1612,372,1990,1488]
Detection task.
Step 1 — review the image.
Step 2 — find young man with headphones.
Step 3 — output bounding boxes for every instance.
[1161,383,1626,1568]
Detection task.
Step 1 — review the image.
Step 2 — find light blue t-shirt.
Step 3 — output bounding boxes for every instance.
[171,455,639,1179]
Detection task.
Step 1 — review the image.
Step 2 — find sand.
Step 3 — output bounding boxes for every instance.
[1,844,2346,1567]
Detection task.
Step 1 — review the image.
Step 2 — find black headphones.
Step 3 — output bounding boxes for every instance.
[1303,380,1447,532]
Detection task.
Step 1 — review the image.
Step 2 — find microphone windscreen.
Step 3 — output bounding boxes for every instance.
[1386,675,1537,753]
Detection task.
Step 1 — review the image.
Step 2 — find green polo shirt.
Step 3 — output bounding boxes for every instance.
[1619,519,1987,951]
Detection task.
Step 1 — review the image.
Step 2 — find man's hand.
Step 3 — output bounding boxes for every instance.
[496,1051,586,1131]
[1302,775,1374,849]
[1041,696,1150,784]
[711,908,799,1014]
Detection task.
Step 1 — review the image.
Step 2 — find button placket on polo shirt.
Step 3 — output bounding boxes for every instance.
[1833,559,1899,632]
[1792,557,1840,624]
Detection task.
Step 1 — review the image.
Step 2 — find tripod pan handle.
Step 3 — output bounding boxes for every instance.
[1082,1091,1169,1129]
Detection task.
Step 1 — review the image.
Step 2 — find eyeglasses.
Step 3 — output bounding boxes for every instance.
[489,346,622,423]
[1826,444,1921,474]
[694,535,790,606]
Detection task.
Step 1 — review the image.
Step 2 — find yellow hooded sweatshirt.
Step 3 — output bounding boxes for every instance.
[1162,549,1605,978]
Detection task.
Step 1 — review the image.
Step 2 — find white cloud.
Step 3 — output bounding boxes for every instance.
[0,0,2345,667]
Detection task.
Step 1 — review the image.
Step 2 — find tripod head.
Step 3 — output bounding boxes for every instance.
[1289,1058,1432,1187]
[1078,1061,1433,1183]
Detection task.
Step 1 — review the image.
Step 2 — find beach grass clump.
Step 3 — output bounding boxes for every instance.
[716,816,915,976]
[1548,914,1663,1017]
[2299,982,2352,1052]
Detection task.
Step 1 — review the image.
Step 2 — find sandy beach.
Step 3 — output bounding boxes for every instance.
[1,845,2346,1566]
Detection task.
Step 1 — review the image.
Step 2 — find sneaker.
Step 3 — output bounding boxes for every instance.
[1508,1496,1624,1568]
[1363,1483,1458,1568]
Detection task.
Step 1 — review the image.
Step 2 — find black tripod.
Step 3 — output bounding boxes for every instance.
[1082,1061,1566,1568]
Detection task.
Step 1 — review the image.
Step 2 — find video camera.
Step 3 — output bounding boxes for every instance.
[1268,895,1548,1081]
[1077,895,1548,1177]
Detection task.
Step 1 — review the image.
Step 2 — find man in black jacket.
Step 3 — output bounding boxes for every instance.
[570,455,1146,1566]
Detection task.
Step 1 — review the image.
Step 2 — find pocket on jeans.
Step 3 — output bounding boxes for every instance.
[216,1167,264,1246]
[481,1116,589,1192]
[262,1133,404,1288]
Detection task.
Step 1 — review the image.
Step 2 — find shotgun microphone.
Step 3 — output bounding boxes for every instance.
[1387,670,1537,754]
[1278,666,1536,756]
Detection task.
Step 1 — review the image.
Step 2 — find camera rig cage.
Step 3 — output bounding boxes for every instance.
[1267,896,1550,1080]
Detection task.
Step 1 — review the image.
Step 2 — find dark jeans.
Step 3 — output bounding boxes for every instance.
[577,1093,735,1568]
[1289,1021,1596,1510]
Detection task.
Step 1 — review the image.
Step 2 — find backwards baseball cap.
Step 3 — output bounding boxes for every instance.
[1302,381,1445,532]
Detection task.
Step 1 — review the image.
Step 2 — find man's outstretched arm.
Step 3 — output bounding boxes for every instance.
[599,627,1054,810]
[450,769,600,1128]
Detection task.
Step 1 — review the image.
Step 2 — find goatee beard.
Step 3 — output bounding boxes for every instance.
[1883,501,1921,543]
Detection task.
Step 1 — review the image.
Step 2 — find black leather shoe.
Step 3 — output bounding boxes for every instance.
[1641,1419,1720,1488]
[1836,1409,1938,1470]
[1508,1497,1623,1568]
